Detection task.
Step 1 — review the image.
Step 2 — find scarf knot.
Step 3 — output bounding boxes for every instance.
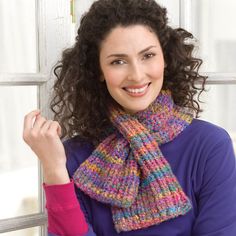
[73,90,193,232]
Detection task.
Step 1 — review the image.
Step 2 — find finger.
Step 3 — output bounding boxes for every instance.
[48,121,62,137]
[40,120,54,133]
[23,110,41,132]
[57,124,62,137]
[32,114,47,131]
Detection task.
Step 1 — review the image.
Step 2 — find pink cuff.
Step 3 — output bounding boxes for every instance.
[43,180,79,211]
[43,180,88,235]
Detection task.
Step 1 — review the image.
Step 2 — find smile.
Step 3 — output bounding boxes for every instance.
[123,83,151,96]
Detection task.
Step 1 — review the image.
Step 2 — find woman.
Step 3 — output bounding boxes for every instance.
[23,0,236,235]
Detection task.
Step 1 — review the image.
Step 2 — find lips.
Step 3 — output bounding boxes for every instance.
[123,83,151,95]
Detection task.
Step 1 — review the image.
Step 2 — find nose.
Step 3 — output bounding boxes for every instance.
[127,62,144,82]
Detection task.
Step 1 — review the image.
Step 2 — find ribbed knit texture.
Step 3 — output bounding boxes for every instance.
[73,90,193,232]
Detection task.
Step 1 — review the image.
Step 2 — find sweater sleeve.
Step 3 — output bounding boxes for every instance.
[192,136,236,235]
[44,180,94,236]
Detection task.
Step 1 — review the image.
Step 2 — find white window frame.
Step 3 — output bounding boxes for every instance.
[0,0,72,234]
[1,0,235,235]
[180,0,236,84]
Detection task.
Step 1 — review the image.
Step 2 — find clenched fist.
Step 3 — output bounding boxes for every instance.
[23,110,70,185]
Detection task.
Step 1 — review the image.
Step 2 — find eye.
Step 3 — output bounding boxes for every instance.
[143,52,156,60]
[110,59,126,65]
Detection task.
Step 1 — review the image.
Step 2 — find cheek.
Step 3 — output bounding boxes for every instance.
[149,62,165,79]
[103,69,124,88]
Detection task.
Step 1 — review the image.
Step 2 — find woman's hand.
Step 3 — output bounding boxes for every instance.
[23,110,70,185]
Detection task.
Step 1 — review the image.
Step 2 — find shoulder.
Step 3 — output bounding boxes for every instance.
[190,121,236,235]
[174,118,235,173]
[189,118,235,156]
[185,119,235,163]
[63,136,94,177]
[190,118,228,136]
[188,119,236,187]
[186,118,232,146]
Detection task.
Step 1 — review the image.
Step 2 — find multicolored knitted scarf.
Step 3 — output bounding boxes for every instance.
[73,90,193,232]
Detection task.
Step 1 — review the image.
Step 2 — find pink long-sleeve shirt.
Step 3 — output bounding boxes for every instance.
[44,181,88,236]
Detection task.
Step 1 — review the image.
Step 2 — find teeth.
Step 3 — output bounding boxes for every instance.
[125,85,148,94]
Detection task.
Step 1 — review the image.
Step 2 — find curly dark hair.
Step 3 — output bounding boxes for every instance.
[51,0,207,144]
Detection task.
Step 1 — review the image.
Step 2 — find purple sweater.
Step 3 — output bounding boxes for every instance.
[48,119,236,235]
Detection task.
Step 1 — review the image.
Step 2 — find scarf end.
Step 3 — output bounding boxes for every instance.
[113,200,192,233]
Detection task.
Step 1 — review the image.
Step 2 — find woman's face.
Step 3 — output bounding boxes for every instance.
[99,25,165,114]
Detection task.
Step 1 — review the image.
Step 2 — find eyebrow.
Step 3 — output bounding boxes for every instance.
[106,45,157,58]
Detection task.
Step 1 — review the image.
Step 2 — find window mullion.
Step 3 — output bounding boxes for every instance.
[0,213,47,233]
[0,74,47,86]
[204,72,236,84]
[179,0,192,30]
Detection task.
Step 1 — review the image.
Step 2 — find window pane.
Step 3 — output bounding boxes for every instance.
[157,0,179,27]
[0,86,39,219]
[74,0,94,30]
[200,85,236,152]
[0,0,38,73]
[1,227,39,236]
[192,0,236,73]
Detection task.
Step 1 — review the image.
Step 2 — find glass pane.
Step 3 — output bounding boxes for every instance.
[200,85,236,152]
[75,0,94,29]
[0,0,38,73]
[1,227,39,236]
[0,86,39,219]
[157,0,179,27]
[192,0,236,73]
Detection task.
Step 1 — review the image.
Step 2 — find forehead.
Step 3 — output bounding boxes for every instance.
[99,25,160,53]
